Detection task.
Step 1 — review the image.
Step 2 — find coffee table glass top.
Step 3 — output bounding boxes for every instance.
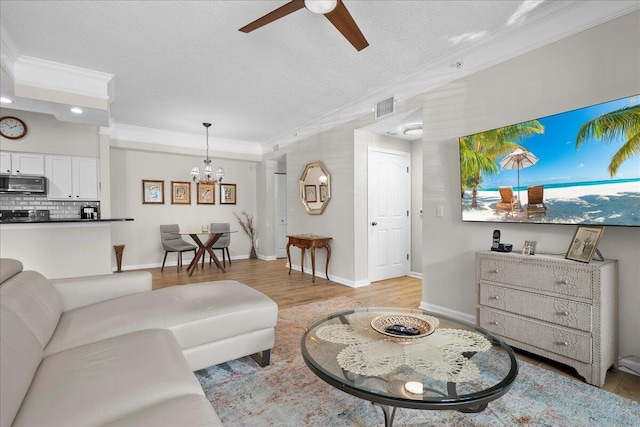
[301,307,518,411]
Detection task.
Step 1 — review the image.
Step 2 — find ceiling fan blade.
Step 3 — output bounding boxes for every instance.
[324,0,369,51]
[239,0,306,33]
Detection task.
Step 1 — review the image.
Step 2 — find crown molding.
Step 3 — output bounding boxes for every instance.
[0,25,20,80]
[109,123,262,157]
[13,56,113,103]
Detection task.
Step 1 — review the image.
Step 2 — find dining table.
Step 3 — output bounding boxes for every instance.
[177,230,237,276]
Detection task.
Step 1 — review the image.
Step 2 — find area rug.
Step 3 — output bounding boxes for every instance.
[195,297,640,426]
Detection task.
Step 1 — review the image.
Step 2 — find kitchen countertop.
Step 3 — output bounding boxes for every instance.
[0,218,134,224]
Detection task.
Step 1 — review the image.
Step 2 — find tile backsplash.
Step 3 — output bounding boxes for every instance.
[0,195,99,219]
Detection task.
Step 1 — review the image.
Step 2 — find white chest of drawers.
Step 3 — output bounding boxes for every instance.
[475,251,618,387]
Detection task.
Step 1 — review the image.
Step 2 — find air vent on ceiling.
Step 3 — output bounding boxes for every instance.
[375,96,395,120]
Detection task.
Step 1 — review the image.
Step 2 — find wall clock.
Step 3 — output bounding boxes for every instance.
[0,116,28,139]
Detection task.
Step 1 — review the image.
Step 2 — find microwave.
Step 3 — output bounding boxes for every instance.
[0,175,47,194]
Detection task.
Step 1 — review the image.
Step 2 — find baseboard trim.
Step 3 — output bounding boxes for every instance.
[288,264,368,288]
[408,271,423,279]
[419,301,475,324]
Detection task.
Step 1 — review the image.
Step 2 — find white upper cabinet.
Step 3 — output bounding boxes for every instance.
[0,152,45,175]
[46,155,99,200]
[0,152,10,174]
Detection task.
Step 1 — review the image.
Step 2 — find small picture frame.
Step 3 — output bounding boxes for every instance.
[565,225,604,263]
[197,182,215,205]
[142,180,164,204]
[522,240,537,255]
[220,183,237,205]
[320,185,329,202]
[171,181,191,204]
[305,185,317,202]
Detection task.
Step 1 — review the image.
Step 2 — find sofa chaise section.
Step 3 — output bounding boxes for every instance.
[45,279,278,370]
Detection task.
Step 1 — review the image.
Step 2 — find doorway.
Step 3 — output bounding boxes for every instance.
[275,172,287,258]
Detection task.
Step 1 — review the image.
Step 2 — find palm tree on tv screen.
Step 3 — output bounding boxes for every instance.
[575,104,640,177]
[460,120,544,207]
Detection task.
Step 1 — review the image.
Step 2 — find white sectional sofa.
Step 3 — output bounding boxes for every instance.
[0,258,278,427]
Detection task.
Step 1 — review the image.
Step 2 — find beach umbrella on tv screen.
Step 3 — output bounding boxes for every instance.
[500,149,539,207]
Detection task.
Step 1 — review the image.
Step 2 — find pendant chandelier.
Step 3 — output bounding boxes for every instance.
[191,122,224,183]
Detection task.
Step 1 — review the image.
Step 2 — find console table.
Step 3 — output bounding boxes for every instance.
[475,251,618,387]
[286,234,332,283]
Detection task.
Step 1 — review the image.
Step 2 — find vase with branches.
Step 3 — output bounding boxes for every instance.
[234,210,257,259]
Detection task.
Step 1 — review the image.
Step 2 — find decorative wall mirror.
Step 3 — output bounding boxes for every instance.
[299,160,331,215]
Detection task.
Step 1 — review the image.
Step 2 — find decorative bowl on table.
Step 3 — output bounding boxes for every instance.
[370,314,436,343]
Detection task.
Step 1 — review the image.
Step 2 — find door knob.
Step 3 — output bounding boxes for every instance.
[371,222,377,226]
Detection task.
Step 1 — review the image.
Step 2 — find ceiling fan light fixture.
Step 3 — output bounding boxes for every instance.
[403,124,423,136]
[305,0,337,15]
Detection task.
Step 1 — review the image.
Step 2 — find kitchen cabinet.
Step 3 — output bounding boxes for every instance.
[0,151,45,175]
[46,155,99,200]
[475,251,617,387]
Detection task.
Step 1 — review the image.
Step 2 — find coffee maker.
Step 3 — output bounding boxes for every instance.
[80,205,99,220]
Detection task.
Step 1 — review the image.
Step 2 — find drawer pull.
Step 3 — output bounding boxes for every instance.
[557,280,569,285]
[556,341,569,347]
[489,321,499,326]
[489,296,500,300]
[490,269,499,274]
[557,311,570,316]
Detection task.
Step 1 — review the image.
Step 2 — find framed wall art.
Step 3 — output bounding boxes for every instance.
[565,225,604,263]
[171,181,191,204]
[197,182,215,205]
[142,180,164,204]
[304,185,317,202]
[220,183,237,205]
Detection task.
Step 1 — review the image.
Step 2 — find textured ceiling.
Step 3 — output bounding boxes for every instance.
[1,1,638,149]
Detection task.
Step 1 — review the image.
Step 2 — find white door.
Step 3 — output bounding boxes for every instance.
[368,148,411,282]
[275,173,288,258]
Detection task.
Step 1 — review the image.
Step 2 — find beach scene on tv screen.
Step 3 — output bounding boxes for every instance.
[460,95,640,226]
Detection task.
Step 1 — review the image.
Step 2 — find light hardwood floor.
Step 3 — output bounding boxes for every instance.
[149,257,639,403]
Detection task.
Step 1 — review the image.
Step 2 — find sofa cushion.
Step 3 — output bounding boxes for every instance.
[45,280,278,357]
[0,270,63,348]
[0,258,23,283]
[13,329,208,427]
[102,394,222,427]
[0,305,44,427]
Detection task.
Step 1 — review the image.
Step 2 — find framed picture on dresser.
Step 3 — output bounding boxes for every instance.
[565,225,604,263]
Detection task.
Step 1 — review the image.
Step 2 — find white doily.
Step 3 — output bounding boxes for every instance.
[315,315,491,383]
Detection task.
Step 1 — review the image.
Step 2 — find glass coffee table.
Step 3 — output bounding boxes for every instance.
[301,307,518,427]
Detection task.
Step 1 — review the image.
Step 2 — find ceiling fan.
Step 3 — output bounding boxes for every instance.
[239,0,369,51]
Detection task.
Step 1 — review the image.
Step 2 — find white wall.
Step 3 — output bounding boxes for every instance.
[109,147,258,269]
[0,109,99,157]
[418,12,640,359]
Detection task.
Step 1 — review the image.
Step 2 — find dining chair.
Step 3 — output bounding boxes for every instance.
[496,186,516,216]
[159,224,196,272]
[526,185,548,218]
[208,222,231,268]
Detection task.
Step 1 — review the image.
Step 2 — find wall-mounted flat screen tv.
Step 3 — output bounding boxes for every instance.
[460,95,639,227]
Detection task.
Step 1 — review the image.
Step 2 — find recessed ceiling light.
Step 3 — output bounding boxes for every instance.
[70,107,83,114]
[403,124,423,135]
[0,97,12,104]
